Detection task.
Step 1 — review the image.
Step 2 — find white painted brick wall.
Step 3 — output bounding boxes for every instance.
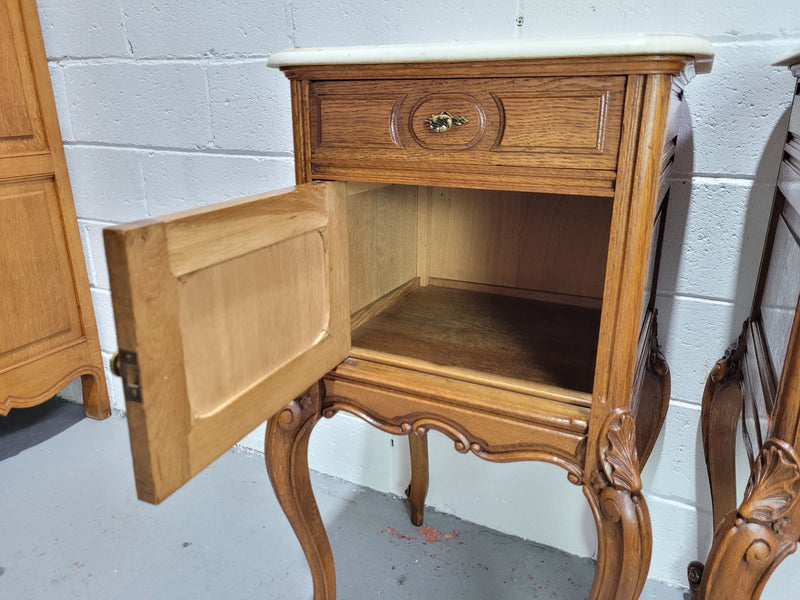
[78,220,111,289]
[141,152,295,214]
[36,0,129,58]
[643,400,706,506]
[36,0,800,593]
[291,0,518,46]
[207,62,293,152]
[63,62,213,147]
[122,0,293,58]
[686,41,799,178]
[65,146,148,221]
[660,180,770,300]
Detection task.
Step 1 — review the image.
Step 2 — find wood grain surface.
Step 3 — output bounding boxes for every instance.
[351,285,600,395]
[0,0,108,418]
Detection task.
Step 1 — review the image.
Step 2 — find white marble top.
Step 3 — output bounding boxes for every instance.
[776,53,800,75]
[268,34,714,73]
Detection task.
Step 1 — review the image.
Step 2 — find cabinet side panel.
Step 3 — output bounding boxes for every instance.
[347,183,418,313]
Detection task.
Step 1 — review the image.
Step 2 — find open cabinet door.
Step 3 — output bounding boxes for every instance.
[104,181,350,504]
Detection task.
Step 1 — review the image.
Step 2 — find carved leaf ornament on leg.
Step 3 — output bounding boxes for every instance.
[584,409,651,599]
[739,439,800,531]
[599,410,642,494]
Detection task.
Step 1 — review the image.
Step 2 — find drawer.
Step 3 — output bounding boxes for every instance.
[308,76,626,186]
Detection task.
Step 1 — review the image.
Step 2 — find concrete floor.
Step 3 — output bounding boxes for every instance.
[0,399,687,599]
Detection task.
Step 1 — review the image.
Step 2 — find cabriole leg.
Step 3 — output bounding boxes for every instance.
[701,334,747,530]
[265,382,335,600]
[688,334,747,596]
[405,431,429,526]
[697,439,800,599]
[81,371,111,420]
[585,409,652,600]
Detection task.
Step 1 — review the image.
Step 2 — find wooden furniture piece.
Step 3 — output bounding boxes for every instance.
[105,36,713,599]
[0,0,109,419]
[688,54,800,599]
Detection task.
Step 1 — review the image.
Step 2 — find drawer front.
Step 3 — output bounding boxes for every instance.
[309,76,626,179]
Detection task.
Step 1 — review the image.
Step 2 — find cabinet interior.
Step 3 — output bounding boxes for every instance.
[344,182,613,402]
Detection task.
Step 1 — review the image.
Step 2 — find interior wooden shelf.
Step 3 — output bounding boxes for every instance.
[350,285,600,399]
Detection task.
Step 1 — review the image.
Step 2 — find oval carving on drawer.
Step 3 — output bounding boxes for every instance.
[409,93,488,150]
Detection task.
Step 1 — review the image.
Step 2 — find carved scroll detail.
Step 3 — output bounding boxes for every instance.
[277,390,316,431]
[687,560,704,588]
[323,396,583,482]
[596,409,642,494]
[744,538,773,565]
[568,437,588,486]
[740,439,800,526]
[411,417,473,453]
[709,323,748,387]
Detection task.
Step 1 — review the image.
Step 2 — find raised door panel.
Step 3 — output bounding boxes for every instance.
[105,181,350,504]
[0,0,47,157]
[0,178,83,370]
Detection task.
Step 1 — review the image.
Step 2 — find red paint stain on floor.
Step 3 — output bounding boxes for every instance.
[380,527,417,541]
[419,527,459,543]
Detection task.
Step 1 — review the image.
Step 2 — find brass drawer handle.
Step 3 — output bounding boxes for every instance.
[425,112,469,133]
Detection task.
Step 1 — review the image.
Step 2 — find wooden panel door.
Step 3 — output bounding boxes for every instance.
[0,0,108,417]
[104,181,350,504]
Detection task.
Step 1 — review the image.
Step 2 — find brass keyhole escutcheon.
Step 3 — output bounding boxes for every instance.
[425,111,469,133]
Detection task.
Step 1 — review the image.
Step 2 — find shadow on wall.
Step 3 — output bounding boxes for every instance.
[656,98,790,570]
[729,108,792,337]
[656,94,695,344]
[695,108,790,556]
[687,107,794,588]
[644,94,789,575]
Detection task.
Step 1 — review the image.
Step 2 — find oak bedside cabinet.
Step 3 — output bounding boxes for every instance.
[1,0,109,420]
[105,36,713,600]
[689,53,800,599]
